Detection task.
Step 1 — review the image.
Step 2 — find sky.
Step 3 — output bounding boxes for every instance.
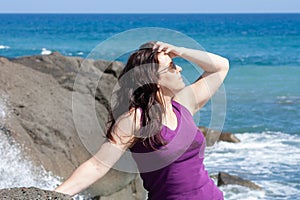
[0,0,299,13]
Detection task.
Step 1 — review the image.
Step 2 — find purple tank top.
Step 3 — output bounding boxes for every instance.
[130,100,224,200]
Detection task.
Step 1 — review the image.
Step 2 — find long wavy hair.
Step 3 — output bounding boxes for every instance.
[106,41,167,149]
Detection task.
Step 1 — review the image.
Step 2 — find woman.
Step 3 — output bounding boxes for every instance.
[55,41,229,199]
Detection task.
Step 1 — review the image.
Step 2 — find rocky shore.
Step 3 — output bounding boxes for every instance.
[0,53,260,199]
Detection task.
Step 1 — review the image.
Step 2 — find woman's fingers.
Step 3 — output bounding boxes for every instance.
[153,41,175,54]
[155,42,167,52]
[153,41,181,58]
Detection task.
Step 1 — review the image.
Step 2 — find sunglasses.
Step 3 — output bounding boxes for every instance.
[157,61,177,74]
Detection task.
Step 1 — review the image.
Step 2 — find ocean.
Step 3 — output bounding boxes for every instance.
[0,14,299,199]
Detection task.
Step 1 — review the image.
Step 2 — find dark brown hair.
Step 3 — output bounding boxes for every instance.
[106,42,167,149]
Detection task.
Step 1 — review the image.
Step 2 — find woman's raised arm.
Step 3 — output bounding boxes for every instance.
[154,41,229,115]
[177,47,229,114]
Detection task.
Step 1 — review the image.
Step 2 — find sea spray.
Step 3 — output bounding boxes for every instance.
[0,94,9,123]
[0,131,61,190]
[0,130,90,200]
[0,95,89,199]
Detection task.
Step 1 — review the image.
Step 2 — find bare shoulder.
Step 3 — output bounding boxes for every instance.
[173,86,195,115]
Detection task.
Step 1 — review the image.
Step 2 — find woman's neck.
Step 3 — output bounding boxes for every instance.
[160,95,178,130]
[156,89,175,115]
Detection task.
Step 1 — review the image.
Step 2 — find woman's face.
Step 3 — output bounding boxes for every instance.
[157,52,185,96]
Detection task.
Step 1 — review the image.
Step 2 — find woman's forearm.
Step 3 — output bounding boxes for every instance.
[54,113,135,196]
[55,141,127,196]
[153,41,228,73]
[54,156,111,196]
[178,47,229,73]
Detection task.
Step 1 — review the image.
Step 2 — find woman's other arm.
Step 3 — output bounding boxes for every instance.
[54,109,140,196]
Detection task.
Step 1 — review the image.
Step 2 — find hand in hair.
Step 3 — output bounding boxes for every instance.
[153,41,183,58]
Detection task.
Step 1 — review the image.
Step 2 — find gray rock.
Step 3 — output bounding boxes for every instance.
[98,175,147,200]
[219,132,241,143]
[199,126,221,146]
[198,126,241,146]
[0,187,73,200]
[217,172,262,190]
[0,54,136,198]
[11,52,123,112]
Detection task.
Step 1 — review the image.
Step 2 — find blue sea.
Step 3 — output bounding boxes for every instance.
[0,14,299,199]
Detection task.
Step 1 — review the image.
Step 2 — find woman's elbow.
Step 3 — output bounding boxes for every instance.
[215,56,229,72]
[224,58,230,69]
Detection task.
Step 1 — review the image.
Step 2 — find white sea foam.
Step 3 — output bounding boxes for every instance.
[277,95,300,104]
[0,92,88,199]
[205,131,300,200]
[41,48,52,55]
[0,131,91,199]
[0,45,10,49]
[0,93,75,194]
[0,95,9,123]
[222,185,266,200]
[0,94,89,199]
[0,132,61,190]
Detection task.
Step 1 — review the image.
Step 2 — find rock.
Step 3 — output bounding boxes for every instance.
[0,187,72,200]
[11,52,123,112]
[131,174,148,200]
[98,175,147,200]
[0,54,137,198]
[217,172,262,190]
[198,126,240,146]
[219,132,241,143]
[199,126,221,146]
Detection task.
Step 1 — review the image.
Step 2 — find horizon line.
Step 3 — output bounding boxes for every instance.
[0,12,299,14]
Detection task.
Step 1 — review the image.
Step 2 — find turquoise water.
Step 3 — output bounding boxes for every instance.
[208,66,300,134]
[0,14,299,199]
[0,14,299,66]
